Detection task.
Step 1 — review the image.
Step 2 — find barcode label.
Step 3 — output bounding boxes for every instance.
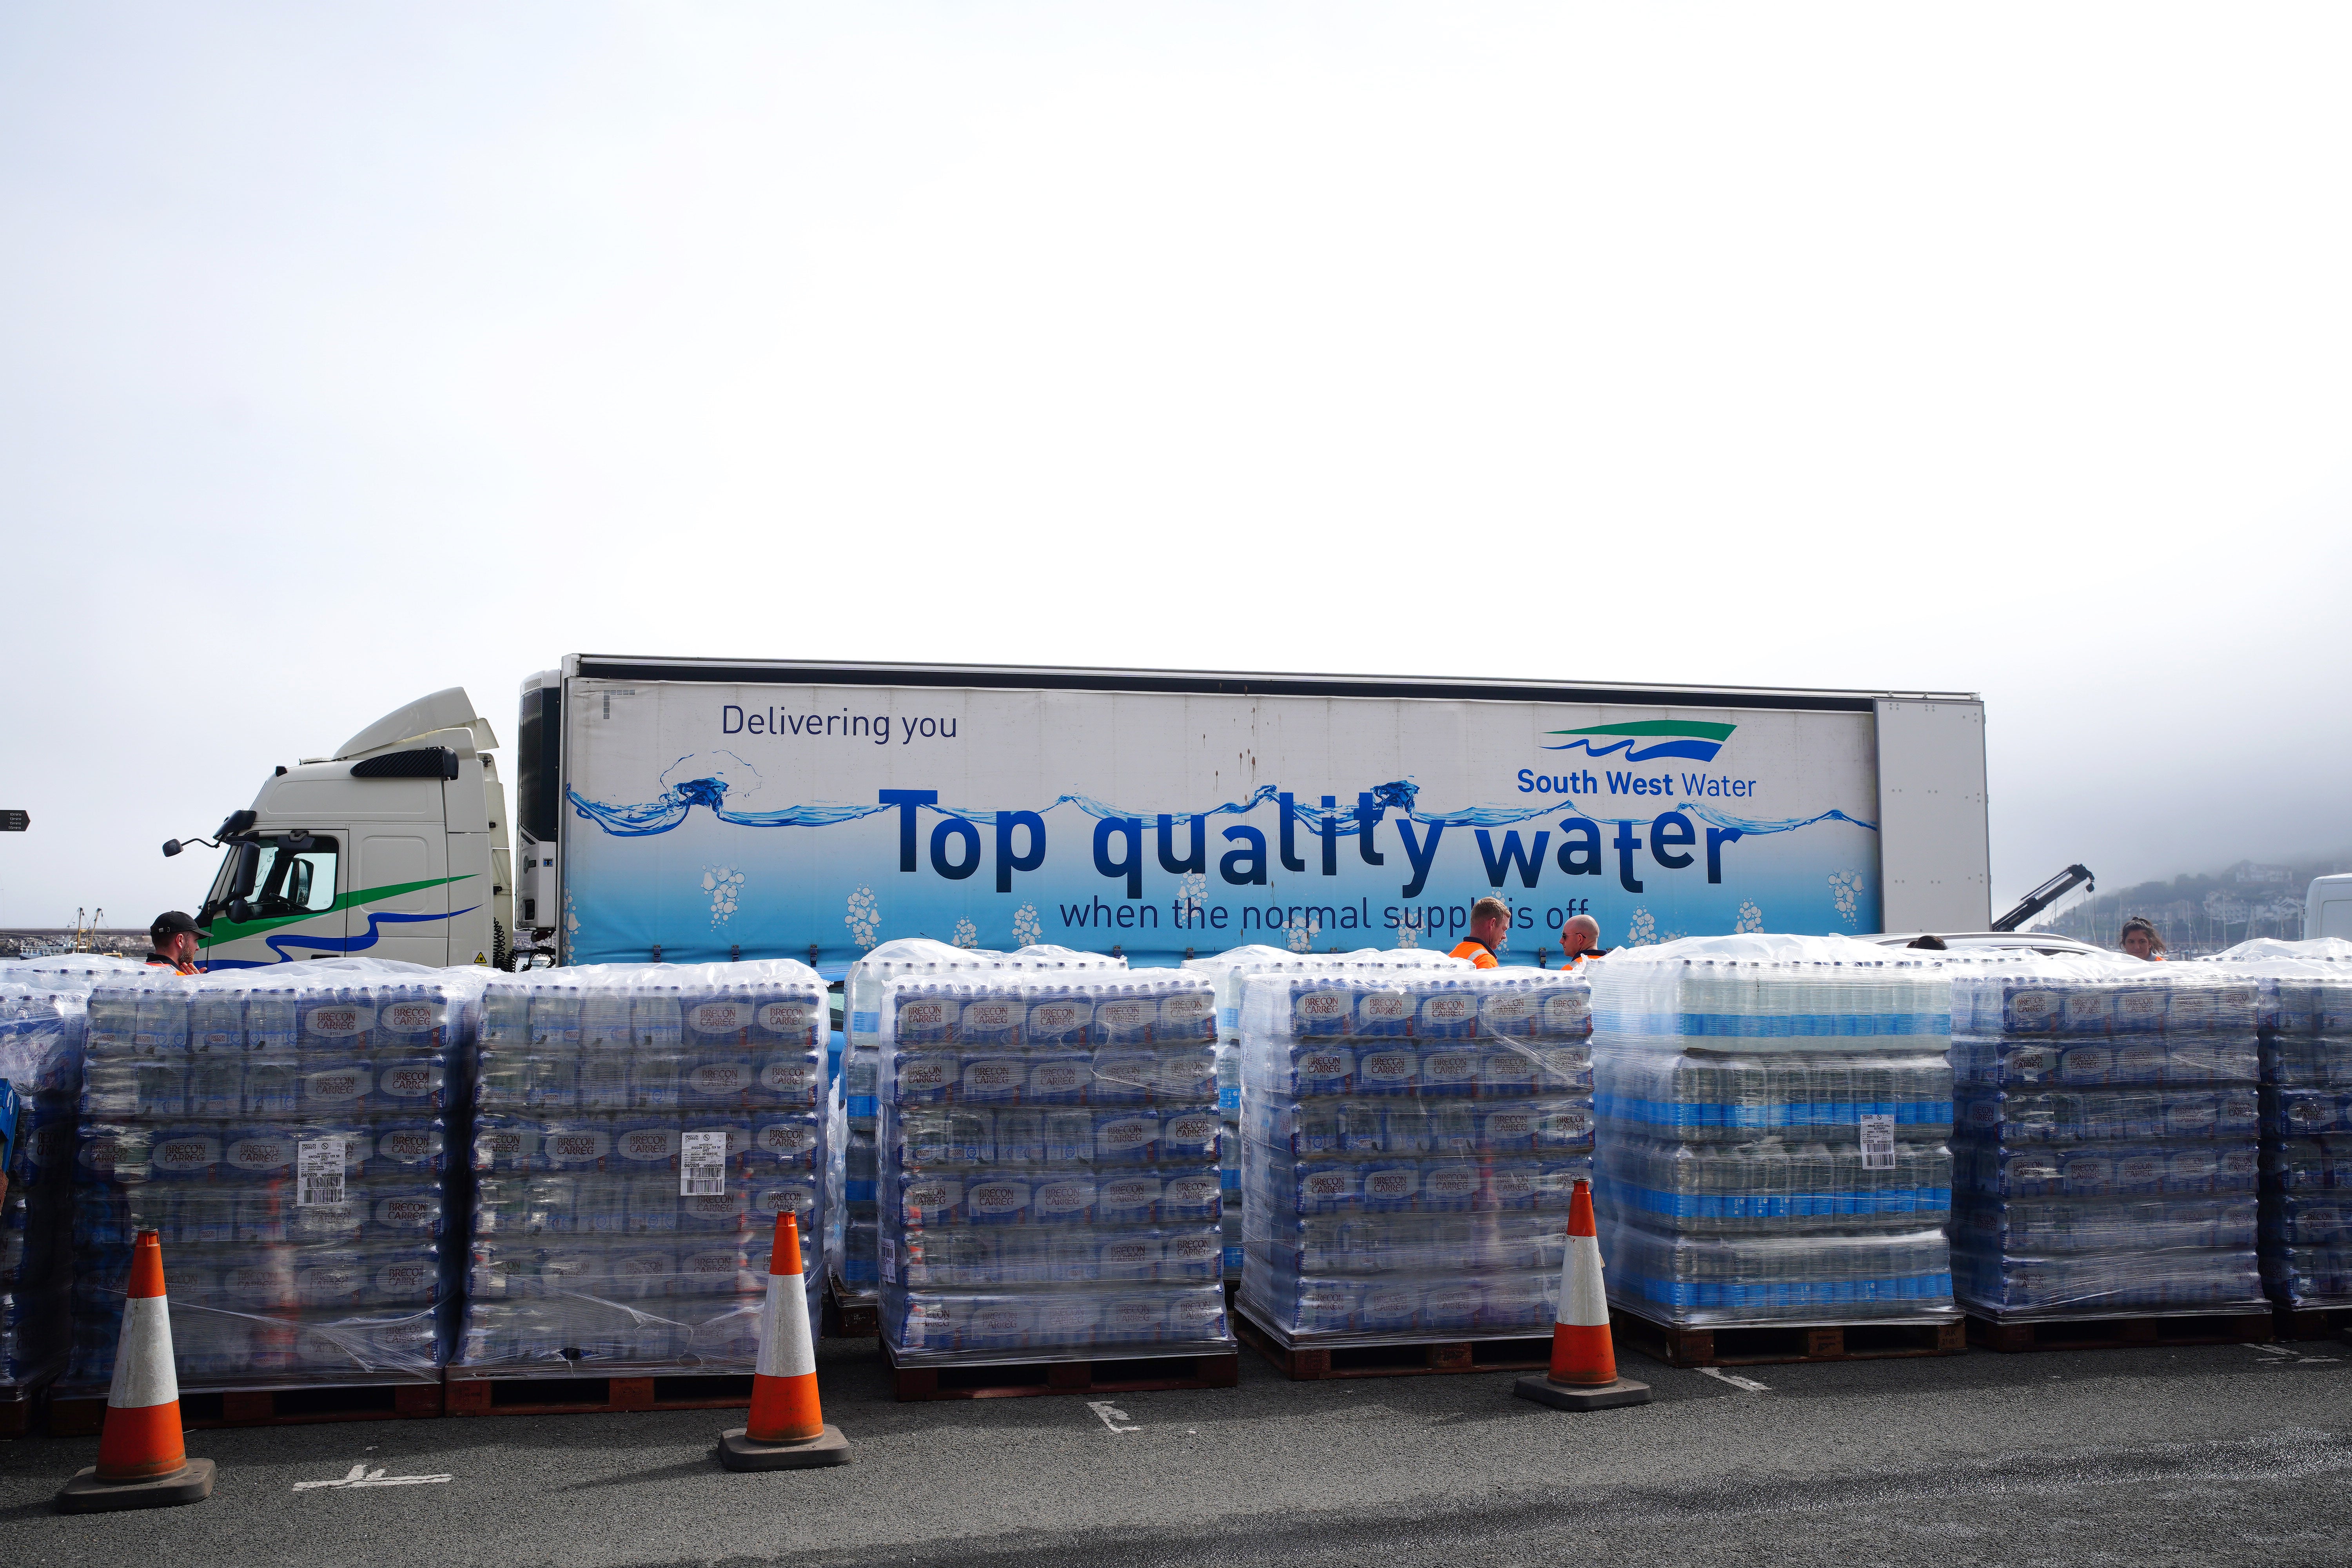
[679,1130,727,1197]
[297,1136,348,1205]
[880,1236,897,1284]
[1858,1112,1896,1171]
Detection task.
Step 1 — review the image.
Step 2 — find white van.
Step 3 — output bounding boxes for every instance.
[2310,875,2352,941]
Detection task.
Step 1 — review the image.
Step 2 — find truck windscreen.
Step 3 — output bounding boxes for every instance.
[205,838,341,922]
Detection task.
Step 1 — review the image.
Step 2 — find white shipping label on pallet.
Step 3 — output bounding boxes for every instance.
[1858,1112,1896,1171]
[297,1136,348,1205]
[679,1130,728,1196]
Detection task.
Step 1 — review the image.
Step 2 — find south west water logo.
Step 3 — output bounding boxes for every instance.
[1541,720,1735,763]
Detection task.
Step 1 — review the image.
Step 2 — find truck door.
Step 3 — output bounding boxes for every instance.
[196,835,345,967]
[350,828,451,966]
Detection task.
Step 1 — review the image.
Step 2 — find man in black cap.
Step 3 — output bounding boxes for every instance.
[146,911,205,975]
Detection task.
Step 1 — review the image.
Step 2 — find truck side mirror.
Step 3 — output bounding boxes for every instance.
[288,860,313,907]
[227,897,255,926]
[163,840,183,858]
[229,842,262,900]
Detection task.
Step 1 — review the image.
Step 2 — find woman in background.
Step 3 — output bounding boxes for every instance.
[2118,916,2167,960]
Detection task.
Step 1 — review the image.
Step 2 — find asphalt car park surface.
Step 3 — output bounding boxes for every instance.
[4,1334,2349,1568]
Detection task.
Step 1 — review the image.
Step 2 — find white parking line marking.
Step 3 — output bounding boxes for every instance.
[1698,1367,1771,1393]
[294,1463,453,1490]
[1086,1400,1139,1433]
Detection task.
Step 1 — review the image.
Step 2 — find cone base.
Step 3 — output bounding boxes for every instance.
[717,1426,850,1471]
[55,1459,215,1513]
[1512,1375,1653,1412]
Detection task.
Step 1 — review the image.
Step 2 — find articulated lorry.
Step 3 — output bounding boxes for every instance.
[180,658,1994,969]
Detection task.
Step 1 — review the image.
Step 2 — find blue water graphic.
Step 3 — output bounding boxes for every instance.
[567,757,1876,840]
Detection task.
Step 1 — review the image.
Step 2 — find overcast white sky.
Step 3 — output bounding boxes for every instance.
[3,4,2347,931]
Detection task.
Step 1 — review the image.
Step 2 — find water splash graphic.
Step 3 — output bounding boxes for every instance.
[570,756,1875,840]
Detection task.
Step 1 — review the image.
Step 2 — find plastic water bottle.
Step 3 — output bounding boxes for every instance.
[577,992,633,1110]
[632,987,685,1110]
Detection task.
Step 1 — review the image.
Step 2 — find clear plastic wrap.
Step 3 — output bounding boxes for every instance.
[0,984,89,1394]
[2248,957,2352,1309]
[1233,967,1594,1346]
[1185,946,1471,1281]
[835,943,1127,1301]
[1600,1134,1950,1234]
[456,961,827,1374]
[877,970,1234,1365]
[64,961,485,1394]
[1599,1222,1954,1318]
[1949,959,2267,1322]
[1598,1051,1951,1141]
[1584,940,1954,1054]
[1586,938,1962,1328]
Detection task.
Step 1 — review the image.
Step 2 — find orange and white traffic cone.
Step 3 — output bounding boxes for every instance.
[718,1210,849,1470]
[56,1230,216,1511]
[1514,1179,1653,1411]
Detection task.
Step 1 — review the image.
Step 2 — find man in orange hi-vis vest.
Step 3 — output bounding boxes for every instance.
[1450,896,1509,969]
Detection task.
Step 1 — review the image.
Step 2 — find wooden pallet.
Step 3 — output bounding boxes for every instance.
[1966,1310,2273,1353]
[444,1370,756,1417]
[1612,1309,1966,1368]
[46,1379,442,1437]
[0,1379,46,1440]
[1234,1310,1553,1380]
[2273,1304,2352,1343]
[825,1275,879,1338]
[882,1340,1238,1402]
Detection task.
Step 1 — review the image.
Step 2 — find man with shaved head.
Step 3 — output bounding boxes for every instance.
[1560,914,1609,966]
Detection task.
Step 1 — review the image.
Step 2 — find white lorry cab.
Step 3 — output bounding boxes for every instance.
[171,689,514,970]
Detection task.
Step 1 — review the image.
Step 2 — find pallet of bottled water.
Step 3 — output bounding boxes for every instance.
[0,980,91,1408]
[2245,957,2352,1311]
[458,961,829,1374]
[1950,961,2267,1319]
[1185,947,1473,1283]
[64,962,483,1394]
[877,970,1232,1365]
[838,943,1127,1307]
[1234,968,1593,1345]
[1590,943,1960,1327]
